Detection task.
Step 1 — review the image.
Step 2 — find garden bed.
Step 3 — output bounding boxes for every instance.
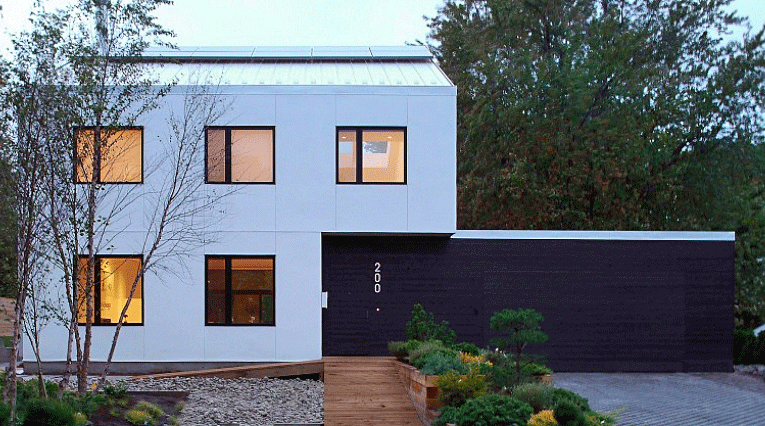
[394,360,441,425]
[87,391,187,426]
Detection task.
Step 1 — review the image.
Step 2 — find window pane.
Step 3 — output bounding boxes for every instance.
[101,129,142,183]
[231,129,273,183]
[337,131,357,182]
[207,129,226,182]
[99,257,142,324]
[231,258,273,324]
[362,130,405,183]
[206,258,226,324]
[75,129,95,183]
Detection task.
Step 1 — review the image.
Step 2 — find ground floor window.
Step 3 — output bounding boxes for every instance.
[77,255,143,325]
[205,256,275,325]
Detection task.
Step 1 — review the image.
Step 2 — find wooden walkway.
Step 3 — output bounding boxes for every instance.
[323,356,423,426]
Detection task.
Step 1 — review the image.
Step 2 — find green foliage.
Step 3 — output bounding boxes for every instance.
[406,303,457,345]
[432,405,462,426]
[21,398,77,426]
[103,381,128,398]
[0,401,10,426]
[444,393,533,426]
[734,329,765,364]
[550,388,590,413]
[408,341,456,366]
[523,363,553,376]
[388,341,410,360]
[510,383,555,414]
[490,309,548,385]
[437,368,487,407]
[0,156,17,299]
[429,0,765,326]
[553,400,588,426]
[417,353,467,376]
[133,401,164,418]
[452,342,481,356]
[125,409,153,425]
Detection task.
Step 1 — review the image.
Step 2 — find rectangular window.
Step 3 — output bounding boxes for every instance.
[77,255,143,325]
[206,127,275,183]
[205,256,275,326]
[337,127,406,184]
[75,127,143,183]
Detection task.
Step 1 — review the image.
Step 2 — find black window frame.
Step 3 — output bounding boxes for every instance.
[74,126,145,184]
[204,255,276,326]
[204,126,276,184]
[77,254,145,326]
[336,126,407,184]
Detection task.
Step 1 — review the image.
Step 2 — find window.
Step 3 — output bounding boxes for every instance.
[206,256,275,325]
[337,127,406,184]
[75,127,143,183]
[77,255,143,325]
[206,127,275,183]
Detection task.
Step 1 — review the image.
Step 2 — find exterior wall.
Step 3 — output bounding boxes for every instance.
[33,83,457,366]
[322,232,735,372]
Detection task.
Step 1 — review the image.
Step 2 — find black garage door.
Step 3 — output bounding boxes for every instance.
[321,235,734,372]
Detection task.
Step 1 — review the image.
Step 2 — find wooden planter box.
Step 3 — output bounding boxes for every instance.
[394,360,442,425]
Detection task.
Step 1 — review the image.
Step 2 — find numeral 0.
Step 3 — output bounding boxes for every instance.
[374,262,381,293]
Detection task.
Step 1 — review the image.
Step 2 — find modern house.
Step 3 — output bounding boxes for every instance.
[33,46,735,374]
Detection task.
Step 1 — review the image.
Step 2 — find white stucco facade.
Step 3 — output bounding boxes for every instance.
[33,46,457,365]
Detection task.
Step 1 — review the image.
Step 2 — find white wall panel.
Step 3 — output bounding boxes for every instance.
[205,186,277,232]
[336,95,407,126]
[213,94,276,126]
[274,233,322,360]
[203,231,277,255]
[336,186,408,231]
[80,327,146,362]
[204,327,276,361]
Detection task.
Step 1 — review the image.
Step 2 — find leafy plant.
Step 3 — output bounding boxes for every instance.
[528,409,558,426]
[490,308,548,385]
[103,380,128,398]
[406,303,456,345]
[450,393,533,426]
[408,341,457,366]
[133,401,164,418]
[511,382,554,413]
[522,363,552,376]
[437,367,487,407]
[417,353,467,375]
[550,388,590,413]
[458,351,491,366]
[125,409,153,426]
[432,405,462,426]
[553,400,588,426]
[452,342,481,355]
[21,398,77,426]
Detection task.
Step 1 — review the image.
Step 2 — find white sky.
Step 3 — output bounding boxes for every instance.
[0,0,762,53]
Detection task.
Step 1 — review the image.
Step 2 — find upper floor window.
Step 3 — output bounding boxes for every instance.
[337,127,406,184]
[77,255,143,325]
[205,255,275,326]
[75,127,143,183]
[206,127,275,183]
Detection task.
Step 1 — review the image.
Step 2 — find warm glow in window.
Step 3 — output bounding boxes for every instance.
[206,256,275,325]
[76,128,142,183]
[337,128,405,183]
[78,256,143,325]
[206,127,275,183]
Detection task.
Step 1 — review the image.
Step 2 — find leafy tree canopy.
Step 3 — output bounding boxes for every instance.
[428,0,765,324]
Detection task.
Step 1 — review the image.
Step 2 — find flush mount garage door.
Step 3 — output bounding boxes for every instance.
[321,234,733,372]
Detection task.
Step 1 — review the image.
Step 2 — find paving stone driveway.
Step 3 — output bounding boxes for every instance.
[553,372,765,426]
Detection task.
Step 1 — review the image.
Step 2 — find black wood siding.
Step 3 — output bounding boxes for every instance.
[321,236,734,372]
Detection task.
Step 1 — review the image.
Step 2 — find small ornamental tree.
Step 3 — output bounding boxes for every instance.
[490,308,548,385]
[406,303,457,345]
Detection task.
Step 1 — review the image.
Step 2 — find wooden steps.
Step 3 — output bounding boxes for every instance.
[131,359,323,380]
[324,356,423,426]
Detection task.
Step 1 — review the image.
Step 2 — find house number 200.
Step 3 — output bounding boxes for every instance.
[374,262,381,293]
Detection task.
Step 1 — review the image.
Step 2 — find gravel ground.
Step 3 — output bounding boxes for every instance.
[128,377,324,426]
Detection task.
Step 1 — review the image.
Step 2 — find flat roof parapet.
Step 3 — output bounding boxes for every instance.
[140,45,434,62]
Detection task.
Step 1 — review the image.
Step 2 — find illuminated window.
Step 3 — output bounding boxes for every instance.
[206,127,275,183]
[205,256,275,326]
[337,128,406,184]
[75,127,143,183]
[77,256,143,325]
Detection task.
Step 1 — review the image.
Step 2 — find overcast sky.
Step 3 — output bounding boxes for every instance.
[0,0,762,52]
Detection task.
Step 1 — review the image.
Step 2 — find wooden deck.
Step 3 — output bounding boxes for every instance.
[131,359,324,380]
[324,356,423,426]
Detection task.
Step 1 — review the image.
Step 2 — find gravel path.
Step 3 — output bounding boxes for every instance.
[128,377,324,426]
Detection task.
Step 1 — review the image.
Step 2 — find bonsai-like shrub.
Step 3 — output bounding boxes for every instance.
[406,303,457,345]
[522,362,553,376]
[453,394,533,426]
[490,308,548,385]
[550,388,590,412]
[21,398,77,426]
[437,367,487,407]
[528,409,558,426]
[553,400,588,426]
[452,342,481,355]
[417,353,467,375]
[511,382,554,413]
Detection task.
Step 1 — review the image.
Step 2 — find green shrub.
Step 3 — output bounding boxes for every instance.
[733,328,765,364]
[406,303,457,345]
[432,405,461,426]
[453,394,533,426]
[522,363,552,376]
[452,342,481,355]
[511,382,554,413]
[490,308,548,386]
[0,400,10,426]
[437,368,487,407]
[409,341,456,366]
[417,353,467,375]
[21,398,77,426]
[103,381,128,398]
[482,348,511,367]
[484,364,517,392]
[133,401,164,418]
[553,400,588,426]
[125,409,154,425]
[388,341,409,360]
[550,388,590,413]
